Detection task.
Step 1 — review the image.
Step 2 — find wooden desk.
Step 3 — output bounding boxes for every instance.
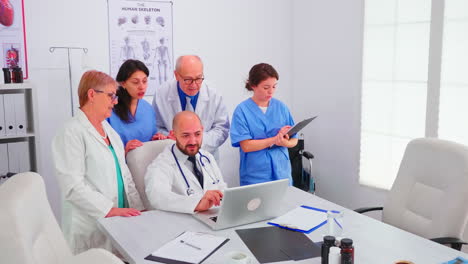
[98,187,467,263]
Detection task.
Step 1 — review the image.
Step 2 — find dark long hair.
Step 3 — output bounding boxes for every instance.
[114,59,149,122]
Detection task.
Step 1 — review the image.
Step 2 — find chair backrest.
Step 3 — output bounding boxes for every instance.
[383,138,468,239]
[126,139,174,209]
[0,172,72,264]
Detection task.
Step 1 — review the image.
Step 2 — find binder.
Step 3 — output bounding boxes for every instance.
[7,141,30,173]
[8,142,21,173]
[3,94,16,136]
[267,205,329,233]
[18,141,30,172]
[0,95,5,137]
[13,93,27,135]
[0,143,8,177]
[7,142,19,174]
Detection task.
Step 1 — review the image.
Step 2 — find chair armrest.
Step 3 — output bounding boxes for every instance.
[354,207,383,214]
[303,151,314,160]
[430,237,468,251]
[71,248,123,264]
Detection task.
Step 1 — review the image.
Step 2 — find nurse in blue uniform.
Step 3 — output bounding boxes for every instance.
[231,63,298,186]
[107,59,166,154]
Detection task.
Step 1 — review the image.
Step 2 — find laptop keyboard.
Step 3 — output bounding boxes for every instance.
[209,216,218,222]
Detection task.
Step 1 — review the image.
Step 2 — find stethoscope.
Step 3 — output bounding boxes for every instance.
[170,144,220,196]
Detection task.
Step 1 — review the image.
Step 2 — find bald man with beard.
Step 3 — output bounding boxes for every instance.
[145,111,227,213]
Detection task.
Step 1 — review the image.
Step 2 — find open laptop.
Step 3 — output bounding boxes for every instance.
[193,179,289,230]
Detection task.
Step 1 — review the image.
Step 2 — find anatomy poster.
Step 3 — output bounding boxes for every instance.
[108,0,173,95]
[0,0,28,78]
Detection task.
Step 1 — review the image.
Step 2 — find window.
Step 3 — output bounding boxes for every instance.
[438,0,468,144]
[360,0,432,189]
[361,0,468,190]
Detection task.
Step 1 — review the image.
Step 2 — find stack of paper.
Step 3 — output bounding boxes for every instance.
[268,205,328,233]
[145,231,229,264]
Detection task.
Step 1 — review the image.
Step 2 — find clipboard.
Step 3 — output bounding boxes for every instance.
[236,226,321,263]
[267,205,328,233]
[287,116,317,136]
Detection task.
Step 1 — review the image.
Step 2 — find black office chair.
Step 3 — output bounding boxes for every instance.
[288,137,315,193]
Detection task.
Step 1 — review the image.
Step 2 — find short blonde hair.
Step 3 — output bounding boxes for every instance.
[78,70,117,107]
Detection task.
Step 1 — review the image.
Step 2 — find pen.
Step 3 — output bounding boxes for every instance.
[180,240,201,250]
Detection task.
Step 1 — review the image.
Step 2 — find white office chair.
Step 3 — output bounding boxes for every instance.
[356,138,468,250]
[0,172,123,264]
[126,139,174,210]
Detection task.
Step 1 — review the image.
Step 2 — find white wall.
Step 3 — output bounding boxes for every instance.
[23,0,293,220]
[291,0,389,212]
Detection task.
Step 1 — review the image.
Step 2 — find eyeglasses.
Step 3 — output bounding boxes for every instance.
[182,77,204,85]
[93,89,118,101]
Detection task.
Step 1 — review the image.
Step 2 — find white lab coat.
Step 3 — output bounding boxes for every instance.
[52,109,143,254]
[145,144,227,214]
[152,79,230,156]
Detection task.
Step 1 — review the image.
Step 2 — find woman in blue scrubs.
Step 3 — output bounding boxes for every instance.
[107,59,166,154]
[231,63,298,186]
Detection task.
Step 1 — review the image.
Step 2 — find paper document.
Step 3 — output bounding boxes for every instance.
[145,231,229,264]
[268,205,328,233]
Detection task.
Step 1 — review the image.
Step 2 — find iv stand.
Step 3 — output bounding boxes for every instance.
[49,46,88,116]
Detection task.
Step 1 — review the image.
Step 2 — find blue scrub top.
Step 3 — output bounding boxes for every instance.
[230,98,296,186]
[107,99,157,147]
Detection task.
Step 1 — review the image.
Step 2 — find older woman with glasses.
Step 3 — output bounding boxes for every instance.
[107,59,166,154]
[52,70,143,254]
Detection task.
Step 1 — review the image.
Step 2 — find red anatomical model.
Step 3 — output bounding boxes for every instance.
[6,46,19,67]
[0,0,14,27]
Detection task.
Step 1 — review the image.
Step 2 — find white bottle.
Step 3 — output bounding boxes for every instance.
[328,246,341,264]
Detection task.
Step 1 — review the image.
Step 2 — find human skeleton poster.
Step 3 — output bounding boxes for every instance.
[108,0,173,95]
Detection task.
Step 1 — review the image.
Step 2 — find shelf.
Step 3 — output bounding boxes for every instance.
[0,133,35,141]
[0,83,38,173]
[0,82,32,91]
